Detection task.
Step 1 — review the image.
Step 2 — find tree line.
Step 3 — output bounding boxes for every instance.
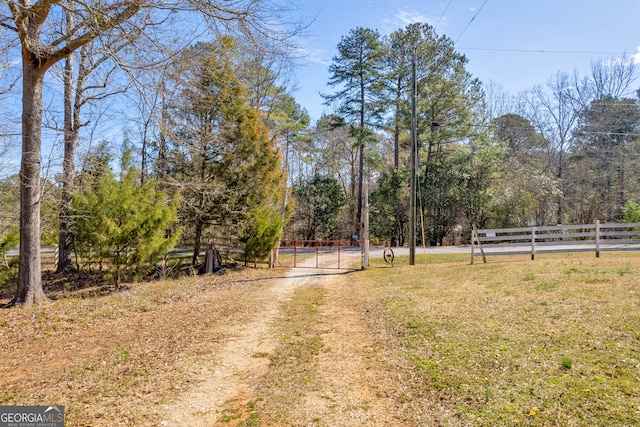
[293,24,640,248]
[0,0,304,306]
[0,5,638,306]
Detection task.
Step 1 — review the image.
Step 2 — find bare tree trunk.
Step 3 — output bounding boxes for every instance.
[349,149,358,238]
[356,142,364,238]
[355,79,365,239]
[14,58,47,306]
[58,32,76,272]
[192,219,203,265]
[156,86,169,179]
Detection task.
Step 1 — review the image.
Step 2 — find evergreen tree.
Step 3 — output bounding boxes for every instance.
[0,175,20,231]
[492,113,548,167]
[0,227,19,290]
[290,175,347,241]
[566,96,640,222]
[369,168,409,246]
[622,200,640,223]
[239,202,284,267]
[367,22,494,245]
[323,27,384,238]
[71,153,180,284]
[167,42,283,264]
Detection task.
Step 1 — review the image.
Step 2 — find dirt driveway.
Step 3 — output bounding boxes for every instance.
[1,265,417,426]
[160,267,412,426]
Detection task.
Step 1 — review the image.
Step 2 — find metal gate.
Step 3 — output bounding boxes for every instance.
[274,239,362,270]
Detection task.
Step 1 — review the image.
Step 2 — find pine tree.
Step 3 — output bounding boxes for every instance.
[71,153,180,284]
[167,41,283,264]
[323,27,384,238]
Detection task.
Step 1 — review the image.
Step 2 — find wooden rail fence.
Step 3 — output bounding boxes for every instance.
[471,221,640,264]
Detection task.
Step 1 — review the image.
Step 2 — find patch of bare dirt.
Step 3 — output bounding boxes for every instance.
[0,268,278,426]
[158,270,297,426]
[161,268,414,426]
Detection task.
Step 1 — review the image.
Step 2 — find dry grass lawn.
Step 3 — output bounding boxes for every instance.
[0,268,280,426]
[355,252,640,426]
[1,251,639,426]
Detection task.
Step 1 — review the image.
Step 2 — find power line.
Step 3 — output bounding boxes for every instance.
[434,0,453,32]
[455,122,640,138]
[458,47,629,56]
[454,0,489,44]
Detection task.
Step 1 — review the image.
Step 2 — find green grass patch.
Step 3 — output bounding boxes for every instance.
[350,252,640,426]
[534,281,557,291]
[560,357,573,370]
[113,346,130,365]
[598,267,632,276]
[0,392,18,404]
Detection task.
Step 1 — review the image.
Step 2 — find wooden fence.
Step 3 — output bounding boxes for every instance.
[471,221,640,264]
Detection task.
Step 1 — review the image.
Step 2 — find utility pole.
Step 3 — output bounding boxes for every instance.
[362,178,369,269]
[409,46,417,266]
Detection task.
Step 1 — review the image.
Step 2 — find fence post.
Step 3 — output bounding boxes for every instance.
[531,227,536,260]
[205,243,213,273]
[595,220,600,258]
[470,229,475,264]
[471,224,486,264]
[293,240,297,268]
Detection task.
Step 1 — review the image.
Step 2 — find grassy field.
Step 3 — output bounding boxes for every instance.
[1,251,639,426]
[354,252,640,426]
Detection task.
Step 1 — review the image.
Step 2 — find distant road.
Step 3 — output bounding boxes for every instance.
[369,246,468,256]
[9,243,635,264]
[370,243,640,259]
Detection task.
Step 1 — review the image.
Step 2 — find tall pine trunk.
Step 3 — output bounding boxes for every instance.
[58,49,76,272]
[355,79,365,239]
[14,56,47,305]
[192,219,203,266]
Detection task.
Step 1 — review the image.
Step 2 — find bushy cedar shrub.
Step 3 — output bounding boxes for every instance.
[239,203,283,267]
[71,164,180,284]
[622,200,640,223]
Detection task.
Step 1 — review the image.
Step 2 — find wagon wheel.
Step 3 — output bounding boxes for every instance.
[383,247,394,265]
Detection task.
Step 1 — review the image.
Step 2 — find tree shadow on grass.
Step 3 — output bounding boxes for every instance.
[42,270,132,300]
[0,270,131,304]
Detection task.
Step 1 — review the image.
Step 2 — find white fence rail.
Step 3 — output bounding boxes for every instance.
[471,221,640,264]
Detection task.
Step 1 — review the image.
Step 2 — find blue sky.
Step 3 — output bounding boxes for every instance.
[2,0,638,177]
[292,0,640,122]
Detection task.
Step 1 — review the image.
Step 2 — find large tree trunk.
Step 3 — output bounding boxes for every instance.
[58,51,76,272]
[14,57,47,306]
[356,142,364,237]
[192,219,203,265]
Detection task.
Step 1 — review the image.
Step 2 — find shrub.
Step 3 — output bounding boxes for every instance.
[622,200,640,223]
[0,228,18,289]
[71,164,180,284]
